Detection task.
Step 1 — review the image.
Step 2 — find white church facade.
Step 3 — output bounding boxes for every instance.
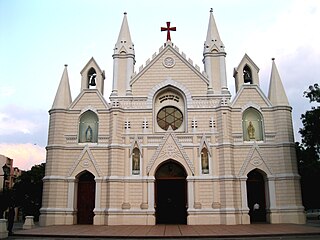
[40,10,305,226]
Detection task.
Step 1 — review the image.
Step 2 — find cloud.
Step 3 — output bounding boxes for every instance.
[0,143,45,170]
[0,86,15,98]
[0,105,48,146]
[0,112,37,135]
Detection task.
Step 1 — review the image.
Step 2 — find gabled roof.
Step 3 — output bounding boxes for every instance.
[80,57,103,75]
[69,89,109,110]
[234,53,260,74]
[231,84,272,108]
[130,43,208,86]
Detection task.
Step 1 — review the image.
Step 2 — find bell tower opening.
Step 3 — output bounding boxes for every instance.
[155,160,187,224]
[87,67,97,89]
[243,65,252,84]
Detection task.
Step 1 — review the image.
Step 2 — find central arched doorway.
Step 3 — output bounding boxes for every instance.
[246,169,267,223]
[77,171,95,224]
[155,160,187,224]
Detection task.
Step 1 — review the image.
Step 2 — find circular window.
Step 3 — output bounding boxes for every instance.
[157,106,183,130]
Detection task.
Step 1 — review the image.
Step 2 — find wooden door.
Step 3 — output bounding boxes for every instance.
[77,171,95,224]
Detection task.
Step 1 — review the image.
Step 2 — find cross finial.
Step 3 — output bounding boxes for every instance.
[161,22,176,41]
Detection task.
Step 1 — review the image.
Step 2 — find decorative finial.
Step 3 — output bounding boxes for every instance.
[210,8,213,13]
[124,12,127,15]
[64,64,68,67]
[272,58,275,61]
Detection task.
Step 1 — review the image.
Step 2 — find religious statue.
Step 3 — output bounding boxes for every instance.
[85,125,93,142]
[132,148,140,174]
[247,121,255,139]
[201,149,209,174]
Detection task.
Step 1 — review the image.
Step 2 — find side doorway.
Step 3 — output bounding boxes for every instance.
[77,171,95,224]
[247,169,267,223]
[155,160,187,224]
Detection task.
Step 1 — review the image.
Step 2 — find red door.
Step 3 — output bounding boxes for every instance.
[77,171,95,224]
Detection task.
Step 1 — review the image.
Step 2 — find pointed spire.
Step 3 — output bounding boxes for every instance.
[114,12,134,55]
[52,64,72,109]
[204,8,224,53]
[268,58,289,106]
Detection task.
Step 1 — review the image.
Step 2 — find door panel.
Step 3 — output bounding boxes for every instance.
[77,172,95,224]
[156,179,187,224]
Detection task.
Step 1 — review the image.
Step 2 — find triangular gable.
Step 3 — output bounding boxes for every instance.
[68,145,102,177]
[130,43,208,86]
[147,127,195,175]
[235,53,259,73]
[231,85,272,108]
[80,57,103,75]
[238,142,273,177]
[70,89,109,110]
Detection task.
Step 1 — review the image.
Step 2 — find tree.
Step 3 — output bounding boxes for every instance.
[299,83,320,155]
[297,83,320,209]
[13,163,45,221]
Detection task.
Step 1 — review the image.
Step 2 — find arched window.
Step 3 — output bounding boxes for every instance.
[201,148,209,174]
[79,111,98,143]
[154,87,186,132]
[132,147,140,175]
[243,65,253,84]
[87,67,97,89]
[243,108,264,141]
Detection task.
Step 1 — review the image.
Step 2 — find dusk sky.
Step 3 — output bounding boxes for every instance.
[0,0,319,170]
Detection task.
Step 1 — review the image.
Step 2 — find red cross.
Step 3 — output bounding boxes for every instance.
[161,22,176,41]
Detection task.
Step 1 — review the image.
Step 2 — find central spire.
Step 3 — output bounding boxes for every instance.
[114,12,134,55]
[204,8,224,53]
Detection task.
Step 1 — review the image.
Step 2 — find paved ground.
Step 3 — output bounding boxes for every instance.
[6,220,320,239]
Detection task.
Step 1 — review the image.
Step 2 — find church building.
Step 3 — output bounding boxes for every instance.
[40,10,305,226]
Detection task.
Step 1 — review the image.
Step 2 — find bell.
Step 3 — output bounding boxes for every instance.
[244,73,252,83]
[89,74,96,86]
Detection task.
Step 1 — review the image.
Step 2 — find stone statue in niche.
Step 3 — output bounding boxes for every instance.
[132,149,140,174]
[201,149,209,174]
[247,121,255,139]
[86,125,93,142]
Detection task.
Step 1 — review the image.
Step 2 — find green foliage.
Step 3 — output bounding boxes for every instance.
[13,163,45,221]
[297,83,320,209]
[303,83,320,103]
